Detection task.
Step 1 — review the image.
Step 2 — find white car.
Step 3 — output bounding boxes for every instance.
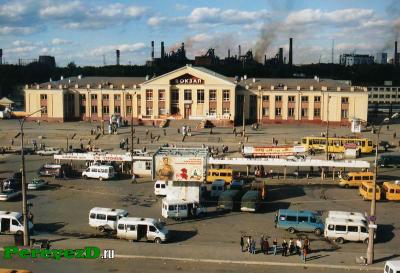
[28,178,48,190]
[0,189,21,201]
[36,147,61,156]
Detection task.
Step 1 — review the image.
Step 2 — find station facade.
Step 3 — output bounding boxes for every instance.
[24,65,368,126]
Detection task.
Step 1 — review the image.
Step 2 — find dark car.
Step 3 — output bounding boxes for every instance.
[1,178,22,191]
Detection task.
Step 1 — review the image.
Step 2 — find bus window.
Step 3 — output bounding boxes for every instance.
[320,139,326,145]
[361,141,365,147]
[354,176,362,181]
[302,138,306,144]
[368,141,372,146]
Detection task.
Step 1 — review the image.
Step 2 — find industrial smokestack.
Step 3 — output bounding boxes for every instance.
[279,47,283,64]
[238,45,241,58]
[116,49,120,66]
[228,49,230,58]
[0,48,2,65]
[181,42,185,51]
[161,41,165,59]
[289,38,293,66]
[151,41,154,60]
[264,54,267,65]
[395,41,398,66]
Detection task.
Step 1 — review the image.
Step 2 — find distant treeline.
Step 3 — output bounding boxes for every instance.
[1,62,399,98]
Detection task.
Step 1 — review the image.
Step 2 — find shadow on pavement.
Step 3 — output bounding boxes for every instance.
[266,185,306,202]
[374,254,400,264]
[376,224,395,244]
[306,254,330,261]
[168,230,197,243]
[34,222,67,233]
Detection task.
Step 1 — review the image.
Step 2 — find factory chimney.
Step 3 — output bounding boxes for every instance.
[116,49,120,66]
[264,54,267,65]
[395,41,398,66]
[161,41,165,59]
[238,45,241,59]
[151,41,154,61]
[289,38,293,66]
[228,49,230,58]
[0,48,2,65]
[279,47,283,64]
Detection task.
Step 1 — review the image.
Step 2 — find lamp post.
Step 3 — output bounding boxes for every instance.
[19,107,45,246]
[366,112,399,264]
[325,94,331,160]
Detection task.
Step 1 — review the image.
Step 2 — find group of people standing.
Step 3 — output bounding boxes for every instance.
[240,235,311,263]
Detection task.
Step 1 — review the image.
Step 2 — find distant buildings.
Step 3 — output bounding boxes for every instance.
[339,54,374,66]
[368,81,400,119]
[375,53,387,65]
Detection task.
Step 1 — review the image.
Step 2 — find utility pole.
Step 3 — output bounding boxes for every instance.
[326,94,330,160]
[242,95,245,137]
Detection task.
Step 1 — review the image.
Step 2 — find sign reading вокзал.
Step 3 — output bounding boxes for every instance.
[154,156,205,182]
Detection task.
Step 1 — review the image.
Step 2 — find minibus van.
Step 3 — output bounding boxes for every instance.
[324,217,371,244]
[217,190,243,211]
[117,217,169,244]
[359,181,381,201]
[381,182,400,201]
[339,172,374,188]
[0,211,34,234]
[384,260,400,273]
[154,180,168,196]
[211,179,226,197]
[276,209,324,235]
[89,207,128,232]
[82,165,115,181]
[206,169,233,184]
[240,190,262,212]
[161,199,206,219]
[327,211,367,225]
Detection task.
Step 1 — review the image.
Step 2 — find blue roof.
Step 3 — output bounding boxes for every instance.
[278,209,318,217]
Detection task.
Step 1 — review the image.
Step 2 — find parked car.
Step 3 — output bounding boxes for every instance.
[0,189,21,201]
[37,164,72,178]
[0,211,34,234]
[36,147,61,156]
[82,165,115,181]
[27,178,48,190]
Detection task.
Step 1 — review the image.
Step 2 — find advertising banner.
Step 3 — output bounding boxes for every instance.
[243,146,305,157]
[154,155,205,182]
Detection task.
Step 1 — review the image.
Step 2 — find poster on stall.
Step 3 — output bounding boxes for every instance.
[154,155,205,182]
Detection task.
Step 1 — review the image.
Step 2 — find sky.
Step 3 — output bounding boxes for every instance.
[0,0,399,66]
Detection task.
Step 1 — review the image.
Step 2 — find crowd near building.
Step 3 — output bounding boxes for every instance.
[24,65,368,126]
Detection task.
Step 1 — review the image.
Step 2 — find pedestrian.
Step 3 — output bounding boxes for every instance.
[163,129,167,136]
[260,236,264,254]
[263,237,269,255]
[11,139,14,146]
[302,245,307,263]
[146,128,149,136]
[274,212,278,228]
[233,127,236,135]
[296,239,302,256]
[247,236,251,253]
[289,239,295,255]
[272,238,278,255]
[304,238,310,254]
[240,236,244,252]
[131,173,137,184]
[387,125,390,131]
[394,132,397,139]
[251,239,256,254]
[282,240,288,256]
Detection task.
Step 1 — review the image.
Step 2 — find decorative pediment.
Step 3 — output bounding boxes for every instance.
[170,73,204,85]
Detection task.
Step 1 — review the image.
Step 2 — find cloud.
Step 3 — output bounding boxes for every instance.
[148,7,269,27]
[90,43,146,56]
[0,26,40,35]
[51,38,72,45]
[6,46,36,54]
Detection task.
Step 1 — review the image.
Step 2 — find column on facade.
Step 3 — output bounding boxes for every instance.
[165,88,171,116]
[216,89,222,118]
[230,87,236,121]
[179,88,184,118]
[153,88,159,118]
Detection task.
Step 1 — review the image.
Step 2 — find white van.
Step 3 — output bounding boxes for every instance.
[117,217,169,244]
[211,179,226,198]
[327,211,368,225]
[82,165,115,181]
[324,217,372,244]
[0,211,34,234]
[162,199,206,219]
[154,180,168,196]
[384,260,400,273]
[89,207,128,232]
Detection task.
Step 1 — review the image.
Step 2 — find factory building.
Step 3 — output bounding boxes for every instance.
[339,54,374,66]
[367,81,400,119]
[24,65,368,126]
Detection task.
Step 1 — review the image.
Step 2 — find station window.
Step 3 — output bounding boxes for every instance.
[314,108,321,117]
[314,96,321,102]
[341,97,349,103]
[301,96,308,102]
[146,90,153,101]
[386,94,390,98]
[42,106,48,114]
[197,90,204,103]
[114,106,121,114]
[103,106,109,114]
[159,108,166,115]
[288,108,295,117]
[223,90,230,101]
[79,94,86,100]
[126,106,132,114]
[126,94,132,100]
[223,108,230,114]
[159,90,165,101]
[209,90,217,101]
[40,94,47,100]
[275,96,282,102]
[341,109,348,119]
[114,94,121,101]
[275,107,281,116]
[262,95,269,101]
[373,94,378,98]
[263,107,269,116]
[301,108,308,117]
[209,108,216,115]
[80,105,86,114]
[184,89,192,100]
[171,90,179,102]
[102,94,109,100]
[91,105,97,113]
[288,96,295,102]
[146,107,153,115]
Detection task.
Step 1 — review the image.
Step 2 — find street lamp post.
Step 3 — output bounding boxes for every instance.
[19,107,45,246]
[326,94,331,161]
[366,113,399,264]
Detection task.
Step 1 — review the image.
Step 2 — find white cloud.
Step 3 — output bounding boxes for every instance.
[0,26,39,35]
[12,40,32,46]
[39,1,84,18]
[51,38,72,45]
[6,46,36,54]
[90,43,146,56]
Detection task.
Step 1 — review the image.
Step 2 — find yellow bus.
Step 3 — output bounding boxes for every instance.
[301,136,373,154]
[359,181,381,201]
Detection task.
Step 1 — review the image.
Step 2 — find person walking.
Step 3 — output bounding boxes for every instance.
[289,239,294,255]
[240,236,244,252]
[260,236,264,254]
[251,239,256,254]
[302,245,307,263]
[263,237,269,255]
[296,239,302,256]
[272,238,278,255]
[247,236,251,253]
[281,240,288,256]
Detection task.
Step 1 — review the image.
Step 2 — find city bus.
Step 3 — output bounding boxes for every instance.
[301,136,373,154]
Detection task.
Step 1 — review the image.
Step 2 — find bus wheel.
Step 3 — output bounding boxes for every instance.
[344,184,349,189]
[288,227,295,234]
[99,226,105,233]
[83,175,88,180]
[314,228,322,236]
[154,237,162,244]
[363,238,369,244]
[335,237,344,244]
